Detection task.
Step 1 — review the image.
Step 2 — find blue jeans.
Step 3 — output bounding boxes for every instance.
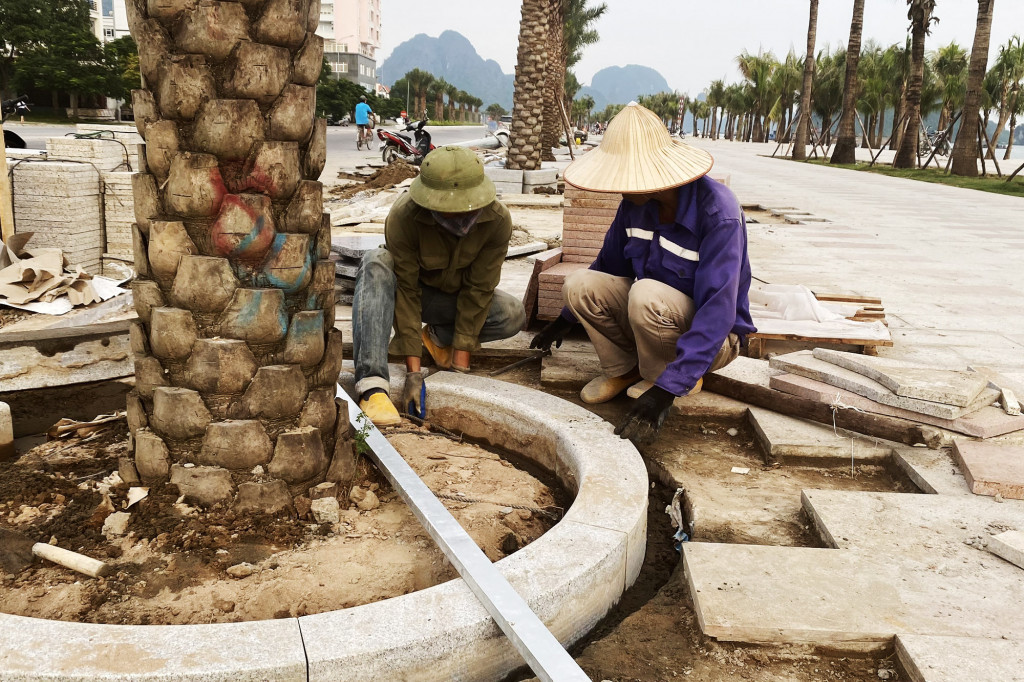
[352,248,526,395]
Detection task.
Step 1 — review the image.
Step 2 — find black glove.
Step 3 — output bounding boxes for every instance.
[614,385,676,445]
[530,317,573,351]
[403,371,426,418]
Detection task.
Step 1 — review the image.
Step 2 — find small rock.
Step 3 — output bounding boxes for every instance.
[183,463,195,468]
[54,494,66,505]
[349,486,380,511]
[516,508,532,521]
[294,495,312,519]
[994,493,1005,503]
[213,598,236,613]
[877,669,893,680]
[727,428,739,437]
[102,511,131,538]
[227,562,255,578]
[251,465,265,475]
[311,497,341,524]
[309,481,339,500]
[89,495,116,526]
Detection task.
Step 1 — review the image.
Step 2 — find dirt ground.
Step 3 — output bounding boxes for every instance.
[489,367,909,682]
[0,421,558,625]
[330,159,419,199]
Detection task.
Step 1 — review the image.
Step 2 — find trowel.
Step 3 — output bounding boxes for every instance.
[0,528,110,578]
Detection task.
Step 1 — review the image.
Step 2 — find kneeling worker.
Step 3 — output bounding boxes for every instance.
[532,102,755,445]
[353,146,526,426]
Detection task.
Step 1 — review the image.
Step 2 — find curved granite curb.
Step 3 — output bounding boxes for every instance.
[0,375,648,681]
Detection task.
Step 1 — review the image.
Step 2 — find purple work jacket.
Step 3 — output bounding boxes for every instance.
[561,176,756,396]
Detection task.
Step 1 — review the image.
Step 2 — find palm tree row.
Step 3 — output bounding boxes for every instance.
[665,30,1020,170]
[390,69,484,124]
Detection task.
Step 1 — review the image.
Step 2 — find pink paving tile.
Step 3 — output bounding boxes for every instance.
[952,440,1024,500]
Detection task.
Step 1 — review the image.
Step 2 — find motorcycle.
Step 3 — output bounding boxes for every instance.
[378,119,434,165]
[2,95,31,149]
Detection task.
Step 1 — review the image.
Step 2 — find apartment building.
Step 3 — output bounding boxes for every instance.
[318,0,382,91]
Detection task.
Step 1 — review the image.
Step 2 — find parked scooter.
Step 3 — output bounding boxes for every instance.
[378,119,434,165]
[2,95,31,149]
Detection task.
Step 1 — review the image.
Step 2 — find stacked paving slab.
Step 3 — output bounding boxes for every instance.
[537,187,620,319]
[11,162,105,273]
[102,172,136,275]
[122,0,353,511]
[329,234,383,305]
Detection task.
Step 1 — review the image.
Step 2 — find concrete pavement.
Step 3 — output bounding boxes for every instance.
[685,138,1024,381]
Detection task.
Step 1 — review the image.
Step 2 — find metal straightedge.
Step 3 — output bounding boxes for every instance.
[335,385,590,682]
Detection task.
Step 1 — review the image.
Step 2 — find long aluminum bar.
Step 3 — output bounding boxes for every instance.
[335,385,590,682]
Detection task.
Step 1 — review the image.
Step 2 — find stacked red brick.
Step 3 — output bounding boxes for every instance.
[536,187,620,320]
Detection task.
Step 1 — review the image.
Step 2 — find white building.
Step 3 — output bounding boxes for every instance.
[318,0,382,90]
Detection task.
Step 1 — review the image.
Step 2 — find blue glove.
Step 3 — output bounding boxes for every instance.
[403,371,426,418]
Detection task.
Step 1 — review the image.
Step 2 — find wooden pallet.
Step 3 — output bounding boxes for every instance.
[746,291,893,358]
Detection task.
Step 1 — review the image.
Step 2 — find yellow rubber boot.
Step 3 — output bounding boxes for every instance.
[627,377,702,399]
[359,392,401,427]
[580,368,642,404]
[421,326,452,369]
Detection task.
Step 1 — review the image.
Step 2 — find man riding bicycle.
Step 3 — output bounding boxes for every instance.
[355,95,374,149]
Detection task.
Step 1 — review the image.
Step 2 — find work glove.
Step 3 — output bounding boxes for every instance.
[403,371,427,419]
[614,385,676,446]
[530,317,574,352]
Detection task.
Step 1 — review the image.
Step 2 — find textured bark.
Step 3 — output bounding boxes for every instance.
[893,3,930,169]
[794,0,817,161]
[540,0,565,162]
[507,0,550,171]
[952,0,996,176]
[125,0,353,508]
[831,0,865,164]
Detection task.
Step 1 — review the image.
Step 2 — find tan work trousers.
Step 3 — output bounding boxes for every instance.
[564,270,740,384]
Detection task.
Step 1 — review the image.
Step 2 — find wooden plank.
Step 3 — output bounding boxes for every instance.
[748,332,893,347]
[812,293,883,305]
[0,319,131,345]
[704,372,942,448]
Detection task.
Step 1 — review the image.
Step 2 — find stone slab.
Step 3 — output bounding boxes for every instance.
[493,181,523,195]
[890,446,972,496]
[952,439,1024,499]
[0,401,12,460]
[812,348,989,408]
[746,406,891,465]
[329,233,385,259]
[684,489,1024,649]
[0,614,307,681]
[540,351,602,389]
[334,260,359,278]
[0,334,132,392]
[769,351,999,420]
[770,372,1024,439]
[987,529,1024,570]
[499,193,564,208]
[896,634,1024,682]
[506,241,548,258]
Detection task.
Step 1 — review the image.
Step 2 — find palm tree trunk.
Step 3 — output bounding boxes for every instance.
[894,5,930,168]
[1004,113,1017,159]
[790,0,815,161]
[540,0,564,162]
[508,0,549,171]
[952,0,996,176]
[831,0,865,164]
[123,0,351,507]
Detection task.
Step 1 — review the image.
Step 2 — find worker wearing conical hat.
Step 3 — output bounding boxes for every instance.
[532,102,756,445]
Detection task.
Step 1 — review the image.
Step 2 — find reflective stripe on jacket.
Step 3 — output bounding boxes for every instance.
[561,176,756,395]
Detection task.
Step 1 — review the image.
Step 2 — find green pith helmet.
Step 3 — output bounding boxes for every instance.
[408,146,496,213]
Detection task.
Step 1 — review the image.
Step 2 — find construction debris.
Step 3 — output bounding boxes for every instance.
[0,236,128,314]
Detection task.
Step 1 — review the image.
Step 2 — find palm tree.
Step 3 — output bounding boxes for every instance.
[933,42,969,132]
[884,40,912,149]
[706,79,726,139]
[122,0,351,504]
[541,0,566,161]
[856,44,887,148]
[831,0,866,164]
[508,0,551,171]
[985,36,1023,160]
[772,51,803,142]
[951,0,996,176]
[794,0,819,160]
[445,82,459,122]
[736,50,777,142]
[813,48,847,147]
[894,1,938,168]
[428,78,448,122]
[405,68,434,120]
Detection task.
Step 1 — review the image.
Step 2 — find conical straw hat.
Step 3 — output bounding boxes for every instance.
[563,101,714,193]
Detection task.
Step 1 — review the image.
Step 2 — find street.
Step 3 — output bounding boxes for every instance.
[4,122,492,180]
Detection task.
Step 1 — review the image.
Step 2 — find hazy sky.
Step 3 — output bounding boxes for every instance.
[379,1,1024,95]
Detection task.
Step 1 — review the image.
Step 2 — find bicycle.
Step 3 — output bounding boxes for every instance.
[356,114,376,151]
